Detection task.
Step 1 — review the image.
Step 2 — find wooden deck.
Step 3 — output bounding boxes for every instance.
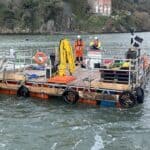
[0,66,130,91]
[91,81,130,91]
[68,68,100,86]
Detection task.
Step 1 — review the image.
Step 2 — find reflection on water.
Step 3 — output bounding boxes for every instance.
[0,33,150,150]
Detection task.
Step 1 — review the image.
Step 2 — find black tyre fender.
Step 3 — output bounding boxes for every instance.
[17,85,30,98]
[62,89,79,104]
[135,87,144,104]
[119,91,136,108]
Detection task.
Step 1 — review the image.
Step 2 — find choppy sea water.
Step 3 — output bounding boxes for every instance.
[0,32,150,150]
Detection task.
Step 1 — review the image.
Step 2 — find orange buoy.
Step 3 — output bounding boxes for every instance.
[33,51,48,65]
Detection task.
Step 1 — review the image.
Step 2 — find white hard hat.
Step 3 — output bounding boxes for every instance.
[77,35,81,39]
[94,36,98,40]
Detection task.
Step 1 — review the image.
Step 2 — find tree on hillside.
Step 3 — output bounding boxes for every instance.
[39,0,63,23]
[0,2,16,29]
[20,0,38,31]
[112,0,137,12]
[64,0,90,17]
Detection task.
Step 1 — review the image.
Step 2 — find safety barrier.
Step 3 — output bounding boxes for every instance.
[0,47,58,72]
[83,55,146,89]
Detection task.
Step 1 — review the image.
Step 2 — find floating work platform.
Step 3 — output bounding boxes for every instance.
[0,59,149,108]
[0,47,150,108]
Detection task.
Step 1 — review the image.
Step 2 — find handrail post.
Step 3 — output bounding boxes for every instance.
[136,57,139,86]
[128,59,131,86]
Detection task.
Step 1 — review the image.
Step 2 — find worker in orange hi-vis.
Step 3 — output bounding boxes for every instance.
[74,35,84,66]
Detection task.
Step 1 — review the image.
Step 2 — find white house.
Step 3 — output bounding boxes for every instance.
[88,0,112,16]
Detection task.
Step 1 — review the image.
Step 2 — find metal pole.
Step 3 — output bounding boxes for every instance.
[128,59,131,86]
[136,58,138,86]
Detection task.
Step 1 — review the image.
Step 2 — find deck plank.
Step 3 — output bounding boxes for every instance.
[68,68,100,87]
[0,67,130,91]
[91,81,130,91]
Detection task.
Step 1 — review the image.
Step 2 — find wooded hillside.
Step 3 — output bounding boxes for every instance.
[0,0,150,33]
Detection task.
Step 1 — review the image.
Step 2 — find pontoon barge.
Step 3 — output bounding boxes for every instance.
[0,48,149,108]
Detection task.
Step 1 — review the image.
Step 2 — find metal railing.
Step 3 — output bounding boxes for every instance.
[0,47,58,72]
[0,47,146,89]
[83,55,143,88]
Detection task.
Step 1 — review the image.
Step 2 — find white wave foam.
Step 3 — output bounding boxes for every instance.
[0,143,6,148]
[51,142,57,150]
[71,126,88,131]
[91,135,104,150]
[108,134,112,138]
[72,140,82,150]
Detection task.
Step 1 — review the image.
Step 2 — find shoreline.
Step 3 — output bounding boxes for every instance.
[0,30,149,36]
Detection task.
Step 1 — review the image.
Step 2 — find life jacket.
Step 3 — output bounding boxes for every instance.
[75,40,83,46]
[74,40,84,57]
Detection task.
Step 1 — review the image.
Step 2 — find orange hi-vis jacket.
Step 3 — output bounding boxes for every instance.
[74,40,84,57]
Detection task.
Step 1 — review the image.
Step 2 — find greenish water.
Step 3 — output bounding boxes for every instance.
[0,33,150,150]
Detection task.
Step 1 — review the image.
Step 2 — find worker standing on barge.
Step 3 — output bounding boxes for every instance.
[90,36,101,50]
[74,35,84,66]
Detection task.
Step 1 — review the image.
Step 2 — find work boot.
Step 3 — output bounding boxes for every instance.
[81,64,86,68]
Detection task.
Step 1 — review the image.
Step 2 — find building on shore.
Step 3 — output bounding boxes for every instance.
[88,0,112,16]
